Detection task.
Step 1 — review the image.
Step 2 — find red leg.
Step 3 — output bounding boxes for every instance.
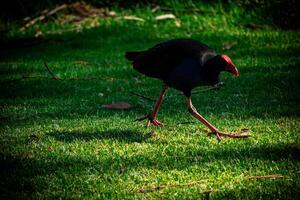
[186,97,249,140]
[136,84,168,127]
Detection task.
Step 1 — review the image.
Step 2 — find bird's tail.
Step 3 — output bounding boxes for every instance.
[125,51,142,61]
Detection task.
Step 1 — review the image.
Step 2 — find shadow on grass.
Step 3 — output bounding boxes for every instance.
[0,62,298,127]
[0,143,299,198]
[1,23,299,124]
[211,181,300,200]
[47,129,151,143]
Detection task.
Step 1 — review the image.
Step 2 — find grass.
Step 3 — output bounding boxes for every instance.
[1,3,300,199]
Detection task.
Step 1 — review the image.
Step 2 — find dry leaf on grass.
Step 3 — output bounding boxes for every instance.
[174,19,181,27]
[123,16,144,22]
[155,14,176,20]
[102,102,132,110]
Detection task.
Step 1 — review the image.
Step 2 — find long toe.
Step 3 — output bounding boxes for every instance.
[147,119,164,127]
[211,130,250,139]
[136,114,164,127]
[136,113,151,122]
[152,119,164,127]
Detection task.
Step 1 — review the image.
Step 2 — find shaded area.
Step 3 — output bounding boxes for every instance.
[0,37,48,50]
[0,143,299,199]
[206,180,300,200]
[47,129,151,143]
[1,1,299,29]
[0,61,299,127]
[0,27,299,125]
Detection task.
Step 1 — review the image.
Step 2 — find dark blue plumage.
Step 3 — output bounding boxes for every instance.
[125,38,232,96]
[165,59,208,96]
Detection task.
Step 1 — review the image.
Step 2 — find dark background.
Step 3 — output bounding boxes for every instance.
[1,0,299,29]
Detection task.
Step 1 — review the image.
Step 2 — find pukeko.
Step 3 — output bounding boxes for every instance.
[125,39,248,139]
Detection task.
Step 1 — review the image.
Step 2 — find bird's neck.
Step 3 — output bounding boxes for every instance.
[201,51,216,65]
[202,63,221,85]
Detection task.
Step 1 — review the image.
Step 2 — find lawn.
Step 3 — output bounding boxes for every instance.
[0,2,300,199]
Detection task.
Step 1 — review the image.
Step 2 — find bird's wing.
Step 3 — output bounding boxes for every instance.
[132,39,215,80]
[133,45,180,79]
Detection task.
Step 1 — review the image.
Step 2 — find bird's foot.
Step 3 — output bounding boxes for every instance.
[209,129,250,141]
[135,113,164,127]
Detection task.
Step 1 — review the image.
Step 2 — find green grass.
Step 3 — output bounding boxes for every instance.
[1,4,300,199]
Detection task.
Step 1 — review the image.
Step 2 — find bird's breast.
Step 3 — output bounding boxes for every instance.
[165,59,206,93]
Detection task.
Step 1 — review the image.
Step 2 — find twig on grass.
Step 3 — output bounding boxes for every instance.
[138,180,206,193]
[191,87,220,94]
[44,62,61,80]
[246,174,284,180]
[137,174,285,194]
[129,91,155,102]
[3,62,113,84]
[150,4,205,14]
[191,82,225,94]
[4,74,110,83]
[3,74,54,84]
[42,62,115,81]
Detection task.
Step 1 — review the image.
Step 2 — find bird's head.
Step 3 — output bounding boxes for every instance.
[219,54,239,76]
[204,54,239,77]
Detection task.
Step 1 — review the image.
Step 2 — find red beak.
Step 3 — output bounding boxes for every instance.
[226,63,239,76]
[220,54,239,76]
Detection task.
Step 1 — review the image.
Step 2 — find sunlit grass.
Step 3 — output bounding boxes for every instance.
[1,3,300,200]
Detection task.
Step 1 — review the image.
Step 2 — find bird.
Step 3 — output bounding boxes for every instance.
[125,38,248,139]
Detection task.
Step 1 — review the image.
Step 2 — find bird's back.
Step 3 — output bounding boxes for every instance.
[126,39,216,80]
